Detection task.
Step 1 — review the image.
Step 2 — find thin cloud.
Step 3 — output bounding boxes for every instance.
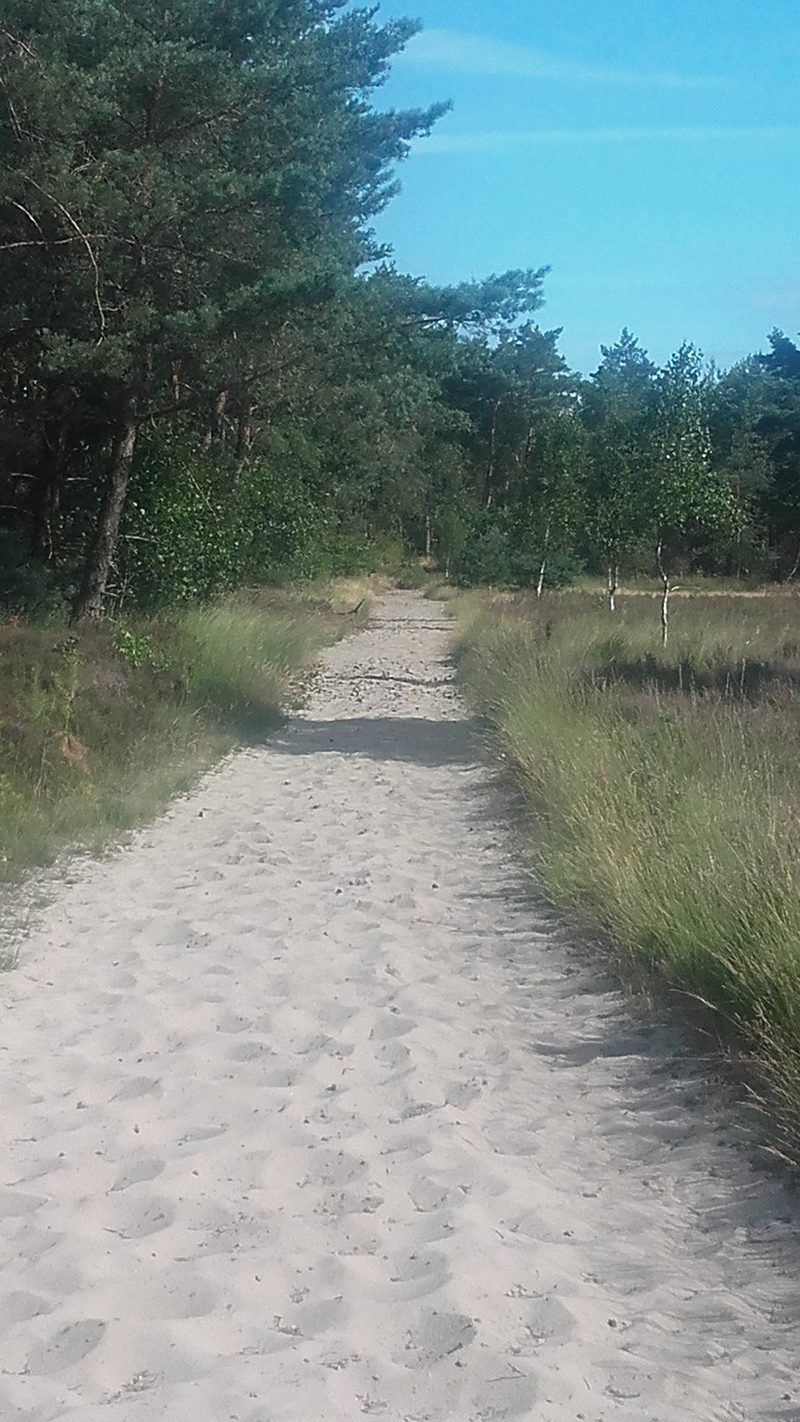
[404,29,733,91]
[413,127,800,155]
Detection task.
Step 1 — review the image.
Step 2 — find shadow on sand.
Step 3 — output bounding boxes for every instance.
[272,715,486,769]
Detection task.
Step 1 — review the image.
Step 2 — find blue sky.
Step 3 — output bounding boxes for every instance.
[368,0,800,375]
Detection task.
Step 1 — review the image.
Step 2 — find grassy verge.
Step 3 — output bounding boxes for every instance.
[0,579,372,957]
[453,585,800,1163]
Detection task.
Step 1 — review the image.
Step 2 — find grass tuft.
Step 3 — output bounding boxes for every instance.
[0,581,372,943]
[454,586,800,1163]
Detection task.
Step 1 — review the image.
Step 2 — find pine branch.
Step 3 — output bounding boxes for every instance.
[22,177,106,342]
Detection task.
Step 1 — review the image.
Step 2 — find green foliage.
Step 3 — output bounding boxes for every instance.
[0,0,445,611]
[0,533,61,620]
[4,7,800,609]
[649,344,732,540]
[112,627,169,672]
[432,488,475,578]
[120,430,261,606]
[116,419,425,599]
[581,330,656,575]
[451,505,584,588]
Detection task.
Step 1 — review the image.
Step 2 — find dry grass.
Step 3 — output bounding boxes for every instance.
[454,585,800,1164]
[0,580,373,962]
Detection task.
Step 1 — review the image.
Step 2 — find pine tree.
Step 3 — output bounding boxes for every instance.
[0,1,445,616]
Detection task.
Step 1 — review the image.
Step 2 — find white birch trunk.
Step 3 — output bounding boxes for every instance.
[607,561,619,613]
[536,519,551,599]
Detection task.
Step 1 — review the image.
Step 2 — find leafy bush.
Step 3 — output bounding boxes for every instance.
[118,429,410,605]
[453,506,584,588]
[120,431,257,607]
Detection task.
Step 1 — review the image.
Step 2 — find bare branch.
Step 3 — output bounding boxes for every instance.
[10,198,44,235]
[0,73,22,141]
[0,237,88,250]
[158,94,260,145]
[0,239,54,250]
[22,176,106,342]
[1,27,36,60]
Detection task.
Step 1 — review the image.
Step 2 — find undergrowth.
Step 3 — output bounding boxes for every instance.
[454,586,800,1165]
[0,580,371,960]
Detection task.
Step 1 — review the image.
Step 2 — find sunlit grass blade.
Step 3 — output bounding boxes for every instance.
[454,586,800,1161]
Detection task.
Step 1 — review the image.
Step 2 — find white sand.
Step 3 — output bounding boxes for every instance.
[2,589,800,1421]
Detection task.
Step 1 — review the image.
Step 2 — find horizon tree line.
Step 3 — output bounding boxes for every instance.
[2,2,800,621]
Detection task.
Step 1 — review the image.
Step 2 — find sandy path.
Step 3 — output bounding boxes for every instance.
[2,590,800,1422]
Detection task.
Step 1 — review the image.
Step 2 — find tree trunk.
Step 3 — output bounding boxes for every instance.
[785,540,800,583]
[656,539,672,647]
[31,420,67,561]
[607,560,619,613]
[31,468,60,562]
[484,397,502,507]
[235,399,253,472]
[536,518,551,599]
[202,387,228,450]
[71,392,138,623]
[660,577,670,647]
[522,424,535,479]
[425,512,431,558]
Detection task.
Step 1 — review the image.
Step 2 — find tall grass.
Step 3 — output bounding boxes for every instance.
[0,582,370,957]
[455,588,800,1161]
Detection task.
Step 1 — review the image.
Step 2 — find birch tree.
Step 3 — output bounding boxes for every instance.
[647,344,738,643]
[583,331,655,610]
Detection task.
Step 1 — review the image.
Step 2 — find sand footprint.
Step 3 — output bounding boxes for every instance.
[0,1191,47,1220]
[111,1076,161,1101]
[512,1294,576,1351]
[0,1291,52,1331]
[398,1309,477,1368]
[290,1296,348,1336]
[109,1158,165,1192]
[110,1197,175,1239]
[314,1188,384,1219]
[310,1149,369,1189]
[408,1176,461,1214]
[228,1040,272,1062]
[471,1370,539,1419]
[379,1134,432,1163]
[134,1274,217,1319]
[370,1012,415,1041]
[383,1249,451,1301]
[216,1011,254,1034]
[374,1039,411,1073]
[26,1318,106,1375]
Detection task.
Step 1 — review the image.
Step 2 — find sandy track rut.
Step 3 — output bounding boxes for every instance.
[2,590,800,1421]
